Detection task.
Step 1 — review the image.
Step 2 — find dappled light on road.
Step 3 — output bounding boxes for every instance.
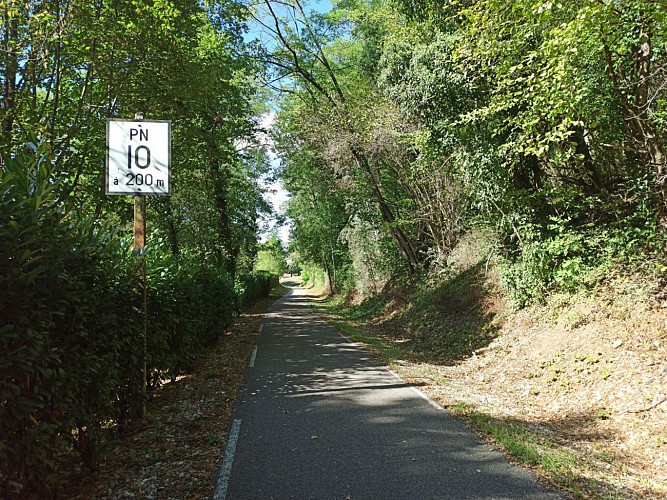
[221,288,562,499]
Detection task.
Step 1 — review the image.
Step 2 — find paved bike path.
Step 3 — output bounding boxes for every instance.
[215,288,562,499]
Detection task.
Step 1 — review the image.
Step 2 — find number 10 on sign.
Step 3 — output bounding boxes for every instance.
[106,119,171,195]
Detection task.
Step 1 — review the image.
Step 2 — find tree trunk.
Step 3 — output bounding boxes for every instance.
[351,149,420,277]
[321,252,334,294]
[603,11,667,231]
[647,135,667,230]
[1,5,18,158]
[211,166,239,277]
[571,125,603,192]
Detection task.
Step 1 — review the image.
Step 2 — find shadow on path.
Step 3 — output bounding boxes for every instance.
[219,287,563,499]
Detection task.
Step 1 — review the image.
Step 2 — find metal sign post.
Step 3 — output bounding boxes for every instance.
[106,113,171,420]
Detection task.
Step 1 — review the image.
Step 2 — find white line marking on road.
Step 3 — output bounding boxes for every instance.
[335,329,446,412]
[249,347,258,368]
[259,323,264,334]
[411,386,446,411]
[213,418,242,500]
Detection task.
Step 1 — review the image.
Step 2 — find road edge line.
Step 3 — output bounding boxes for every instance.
[248,346,258,368]
[331,329,446,413]
[212,418,242,500]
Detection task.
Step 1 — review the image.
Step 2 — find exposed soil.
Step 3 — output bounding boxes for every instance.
[61,292,280,499]
[423,289,667,498]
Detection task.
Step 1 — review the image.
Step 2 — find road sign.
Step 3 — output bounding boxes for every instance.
[106,119,171,195]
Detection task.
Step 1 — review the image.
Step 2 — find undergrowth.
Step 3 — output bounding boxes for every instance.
[324,257,503,365]
[449,404,588,498]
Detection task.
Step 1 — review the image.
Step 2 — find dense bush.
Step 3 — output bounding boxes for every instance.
[0,144,270,497]
[300,264,327,289]
[1,145,107,493]
[235,271,274,310]
[498,181,666,307]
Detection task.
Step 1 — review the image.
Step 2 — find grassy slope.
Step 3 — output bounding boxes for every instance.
[320,232,667,499]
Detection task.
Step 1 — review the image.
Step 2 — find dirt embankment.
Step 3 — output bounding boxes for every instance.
[418,289,667,498]
[339,250,667,497]
[325,231,666,498]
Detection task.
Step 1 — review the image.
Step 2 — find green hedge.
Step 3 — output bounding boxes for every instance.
[0,144,270,496]
[235,271,274,310]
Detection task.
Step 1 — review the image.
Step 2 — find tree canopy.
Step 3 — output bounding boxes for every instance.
[257,0,666,302]
[1,0,275,494]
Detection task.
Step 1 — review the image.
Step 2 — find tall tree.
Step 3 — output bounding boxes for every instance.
[254,0,423,277]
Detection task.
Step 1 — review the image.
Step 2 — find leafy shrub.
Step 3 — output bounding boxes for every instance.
[147,249,238,379]
[300,264,327,288]
[235,271,272,310]
[0,142,138,494]
[499,183,665,308]
[0,140,270,496]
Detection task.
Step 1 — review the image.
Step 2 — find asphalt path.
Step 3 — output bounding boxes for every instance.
[215,287,563,500]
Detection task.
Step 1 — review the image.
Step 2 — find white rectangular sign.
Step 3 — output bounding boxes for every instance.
[106,119,171,195]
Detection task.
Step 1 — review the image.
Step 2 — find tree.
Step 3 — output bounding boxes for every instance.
[383,0,666,300]
[255,233,287,275]
[0,0,272,493]
[253,0,423,277]
[267,0,667,303]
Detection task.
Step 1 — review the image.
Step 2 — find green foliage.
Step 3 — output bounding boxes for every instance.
[0,136,273,495]
[261,0,425,280]
[145,244,238,379]
[341,217,400,294]
[1,142,129,494]
[499,179,665,307]
[0,0,270,493]
[275,109,355,292]
[300,264,327,288]
[0,138,272,496]
[235,271,273,310]
[338,0,666,307]
[254,234,287,276]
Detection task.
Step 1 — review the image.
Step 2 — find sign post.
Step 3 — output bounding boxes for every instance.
[134,193,147,418]
[106,114,171,420]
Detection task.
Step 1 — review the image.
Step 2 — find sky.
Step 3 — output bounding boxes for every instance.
[257,112,290,245]
[253,1,334,246]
